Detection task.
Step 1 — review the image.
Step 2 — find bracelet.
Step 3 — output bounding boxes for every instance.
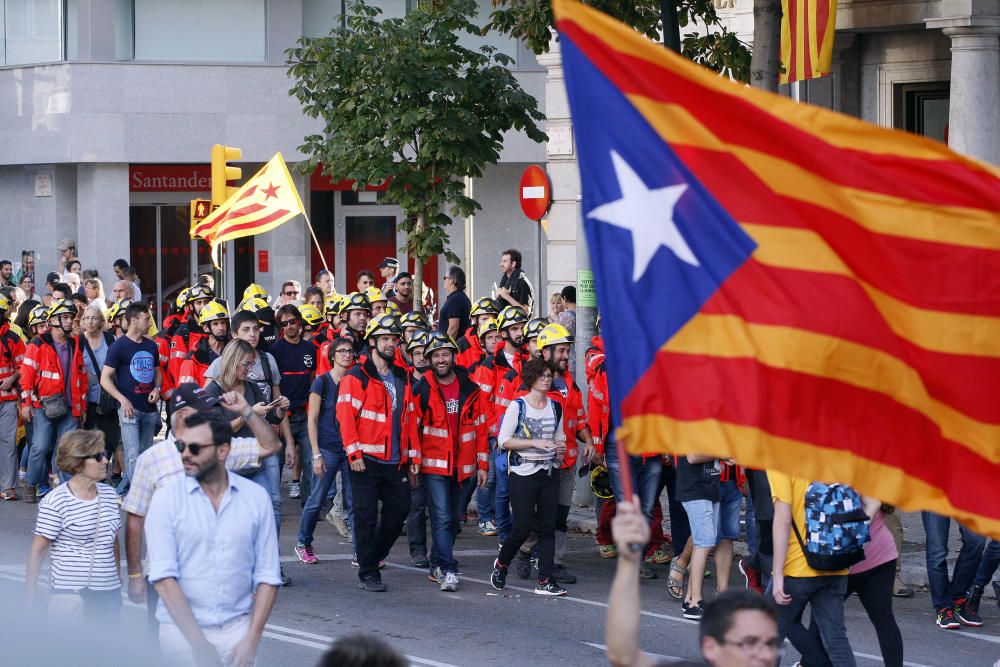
[128,572,144,579]
[242,408,255,422]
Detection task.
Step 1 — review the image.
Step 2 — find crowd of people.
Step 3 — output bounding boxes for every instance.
[3,241,999,666]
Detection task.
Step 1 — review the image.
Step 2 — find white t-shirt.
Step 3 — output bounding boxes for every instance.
[34,483,121,590]
[498,397,565,476]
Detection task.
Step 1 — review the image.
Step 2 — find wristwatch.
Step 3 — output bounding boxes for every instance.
[312,454,324,462]
[242,408,255,422]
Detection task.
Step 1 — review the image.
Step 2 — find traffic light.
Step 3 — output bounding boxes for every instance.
[211,144,242,207]
[190,198,212,221]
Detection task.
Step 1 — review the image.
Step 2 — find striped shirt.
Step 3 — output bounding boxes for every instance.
[34,483,121,591]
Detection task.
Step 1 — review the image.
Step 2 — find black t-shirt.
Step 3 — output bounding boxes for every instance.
[103,335,160,412]
[439,290,471,336]
[499,268,534,314]
[269,338,316,409]
[675,457,721,503]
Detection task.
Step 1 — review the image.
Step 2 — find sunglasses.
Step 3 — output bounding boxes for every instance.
[175,440,219,456]
[279,319,299,328]
[283,291,299,296]
[83,452,108,462]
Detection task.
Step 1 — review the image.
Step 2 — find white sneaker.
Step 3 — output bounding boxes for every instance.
[289,482,301,499]
[441,572,459,592]
[325,510,350,538]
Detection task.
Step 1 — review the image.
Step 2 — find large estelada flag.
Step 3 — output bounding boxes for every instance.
[780,0,838,84]
[553,0,1000,537]
[191,152,305,268]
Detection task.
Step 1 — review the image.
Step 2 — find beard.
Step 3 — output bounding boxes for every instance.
[433,364,454,379]
[375,347,396,362]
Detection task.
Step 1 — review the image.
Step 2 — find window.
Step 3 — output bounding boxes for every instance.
[894,82,950,143]
[303,0,410,39]
[134,0,266,62]
[459,0,517,67]
[1,0,62,65]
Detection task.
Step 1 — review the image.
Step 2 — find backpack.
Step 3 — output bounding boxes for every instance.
[502,397,563,473]
[792,482,870,571]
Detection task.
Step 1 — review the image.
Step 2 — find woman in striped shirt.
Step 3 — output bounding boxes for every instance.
[26,430,122,620]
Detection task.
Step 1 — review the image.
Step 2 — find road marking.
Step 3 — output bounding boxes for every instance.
[583,641,683,662]
[955,630,1000,645]
[264,623,461,667]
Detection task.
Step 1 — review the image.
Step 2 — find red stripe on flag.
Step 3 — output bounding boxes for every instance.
[788,0,798,82]
[704,260,1000,422]
[216,208,293,238]
[624,353,999,516]
[802,0,812,79]
[234,184,259,205]
[228,202,267,219]
[671,144,1000,317]
[558,21,998,210]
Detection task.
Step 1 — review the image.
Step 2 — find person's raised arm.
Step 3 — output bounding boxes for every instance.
[221,390,279,457]
[606,497,654,667]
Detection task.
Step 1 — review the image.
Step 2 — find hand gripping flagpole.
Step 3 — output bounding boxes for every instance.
[613,430,644,554]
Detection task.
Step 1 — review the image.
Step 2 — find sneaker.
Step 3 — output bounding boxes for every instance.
[36,484,51,499]
[289,481,301,499]
[683,600,705,620]
[325,511,350,538]
[598,544,618,559]
[411,554,430,569]
[513,551,532,579]
[280,565,292,586]
[936,607,960,630]
[358,576,387,592]
[645,548,671,565]
[552,564,577,584]
[440,572,459,592]
[738,558,763,593]
[22,483,36,504]
[535,579,568,596]
[955,594,984,627]
[478,520,498,536]
[491,559,508,590]
[294,543,319,565]
[351,554,359,568]
[638,566,658,580]
[428,566,445,584]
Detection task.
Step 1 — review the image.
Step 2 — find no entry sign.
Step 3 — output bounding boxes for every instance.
[519,165,551,221]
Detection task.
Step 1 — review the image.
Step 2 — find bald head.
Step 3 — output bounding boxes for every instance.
[112,280,131,301]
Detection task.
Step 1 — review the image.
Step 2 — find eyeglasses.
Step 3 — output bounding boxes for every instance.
[239,360,255,368]
[83,452,108,462]
[716,637,783,655]
[334,348,355,356]
[539,373,553,380]
[283,291,299,296]
[174,440,220,456]
[279,319,299,328]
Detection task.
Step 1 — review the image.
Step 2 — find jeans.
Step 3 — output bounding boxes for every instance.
[26,408,76,486]
[922,511,987,610]
[0,401,18,490]
[407,484,428,557]
[243,454,282,536]
[116,409,160,495]
[494,451,512,543]
[475,447,496,523]
[974,540,1000,588]
[350,460,410,581]
[718,479,742,541]
[605,437,662,524]
[299,448,354,547]
[498,468,560,582]
[777,575,856,667]
[288,413,313,502]
[425,473,474,573]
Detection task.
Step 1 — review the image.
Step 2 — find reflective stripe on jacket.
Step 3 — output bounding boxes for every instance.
[336,357,410,465]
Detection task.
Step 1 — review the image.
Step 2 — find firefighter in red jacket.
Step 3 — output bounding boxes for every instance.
[177,301,230,387]
[20,299,88,501]
[0,294,25,500]
[395,311,430,373]
[168,284,214,381]
[456,297,499,368]
[408,332,489,591]
[336,314,414,593]
[491,306,529,424]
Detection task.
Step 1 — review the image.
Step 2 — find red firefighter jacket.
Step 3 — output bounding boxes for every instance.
[20,333,87,417]
[408,367,489,480]
[336,357,411,465]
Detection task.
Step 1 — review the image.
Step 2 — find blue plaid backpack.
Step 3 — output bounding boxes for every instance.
[792,482,870,571]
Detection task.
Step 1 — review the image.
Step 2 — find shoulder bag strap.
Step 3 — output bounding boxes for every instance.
[81,337,100,376]
[85,491,104,590]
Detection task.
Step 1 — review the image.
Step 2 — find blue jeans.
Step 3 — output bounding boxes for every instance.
[476,444,497,523]
[778,575,856,667]
[243,454,282,536]
[425,473,473,573]
[298,448,354,547]
[26,409,76,486]
[974,540,1000,588]
[288,413,313,502]
[718,480,742,541]
[605,436,662,524]
[117,409,160,495]
[494,451,512,543]
[922,511,986,610]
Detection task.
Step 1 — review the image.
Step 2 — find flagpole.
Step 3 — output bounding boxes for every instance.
[301,211,330,274]
[614,430,644,553]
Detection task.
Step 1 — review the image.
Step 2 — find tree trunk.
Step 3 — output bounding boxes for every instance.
[411,213,426,314]
[750,0,781,92]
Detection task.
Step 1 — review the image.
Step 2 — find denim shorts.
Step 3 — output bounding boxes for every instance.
[682,498,720,548]
[718,480,743,541]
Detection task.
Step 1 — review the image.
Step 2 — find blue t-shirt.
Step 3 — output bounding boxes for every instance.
[309,374,343,452]
[376,368,405,465]
[103,335,160,412]
[270,338,316,410]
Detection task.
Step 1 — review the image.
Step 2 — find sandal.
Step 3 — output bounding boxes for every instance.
[1,488,17,501]
[668,561,687,600]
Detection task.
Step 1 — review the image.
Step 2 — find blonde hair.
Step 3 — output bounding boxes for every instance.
[217,338,256,391]
[56,430,105,475]
[81,304,107,329]
[85,278,106,302]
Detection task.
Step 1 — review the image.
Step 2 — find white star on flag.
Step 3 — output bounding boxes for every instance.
[587,150,698,282]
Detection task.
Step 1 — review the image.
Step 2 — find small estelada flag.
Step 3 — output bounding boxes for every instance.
[192,152,305,268]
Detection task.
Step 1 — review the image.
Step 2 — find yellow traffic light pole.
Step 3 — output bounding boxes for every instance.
[209,144,242,306]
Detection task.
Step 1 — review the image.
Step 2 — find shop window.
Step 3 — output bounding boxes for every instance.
[133,0,266,62]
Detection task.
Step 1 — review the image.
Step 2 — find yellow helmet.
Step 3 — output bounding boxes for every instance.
[364,314,401,339]
[385,301,401,316]
[406,330,430,354]
[399,311,429,331]
[47,298,78,320]
[239,296,269,314]
[299,304,323,327]
[28,305,50,328]
[590,465,614,499]
[524,318,548,341]
[175,287,191,310]
[243,283,270,305]
[186,284,215,304]
[324,295,344,317]
[198,300,230,326]
[470,297,500,318]
[537,322,574,350]
[364,286,387,305]
[424,331,458,356]
[0,293,10,312]
[477,317,499,340]
[111,298,134,320]
[496,305,528,330]
[340,292,372,314]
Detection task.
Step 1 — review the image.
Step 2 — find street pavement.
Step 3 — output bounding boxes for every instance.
[2,487,999,666]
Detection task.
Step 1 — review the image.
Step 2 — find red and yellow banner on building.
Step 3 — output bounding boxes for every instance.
[780,0,838,84]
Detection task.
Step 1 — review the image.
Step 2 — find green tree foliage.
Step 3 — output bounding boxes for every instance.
[488,0,752,82]
[287,0,546,310]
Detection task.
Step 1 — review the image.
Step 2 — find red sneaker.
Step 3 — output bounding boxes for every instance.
[738,558,763,593]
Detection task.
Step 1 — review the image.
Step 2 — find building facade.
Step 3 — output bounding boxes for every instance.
[1,0,548,320]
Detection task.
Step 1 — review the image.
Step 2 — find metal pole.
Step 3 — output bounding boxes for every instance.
[575,195,596,506]
[155,206,163,328]
[661,0,681,53]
